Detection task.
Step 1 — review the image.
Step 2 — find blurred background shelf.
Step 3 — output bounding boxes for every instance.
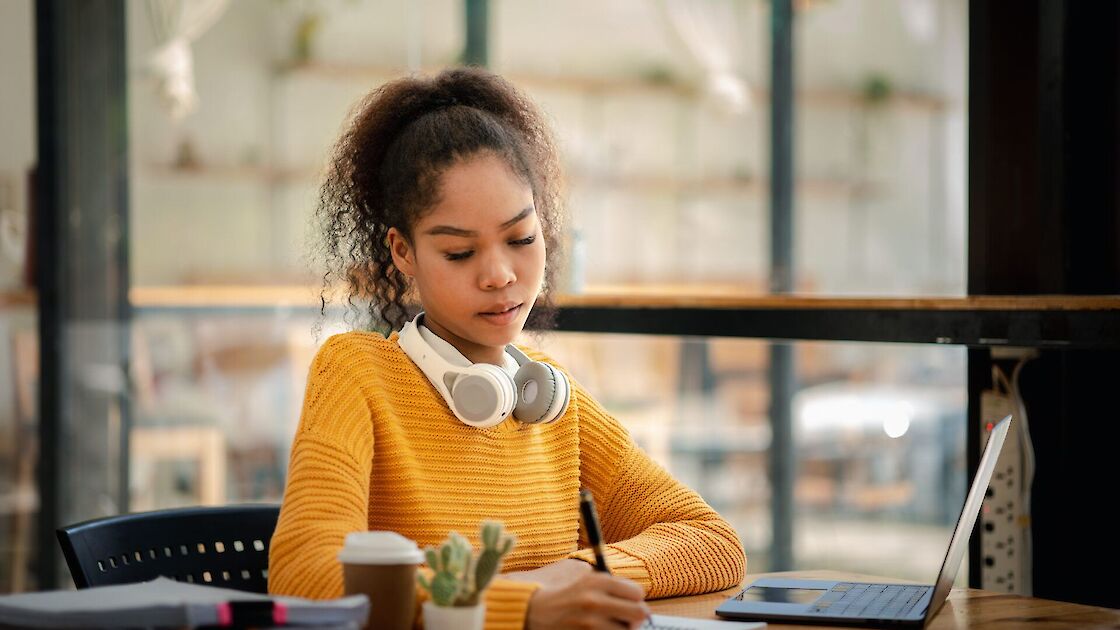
[113,285,1120,312]
[138,164,318,184]
[122,285,1120,349]
[0,290,34,309]
[278,62,949,112]
[8,286,1115,347]
[139,162,883,201]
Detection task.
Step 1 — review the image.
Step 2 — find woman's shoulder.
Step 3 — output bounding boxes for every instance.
[320,329,396,350]
[313,329,411,373]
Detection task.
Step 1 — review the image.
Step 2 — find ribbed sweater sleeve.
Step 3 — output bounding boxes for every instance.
[269,336,374,599]
[566,381,747,599]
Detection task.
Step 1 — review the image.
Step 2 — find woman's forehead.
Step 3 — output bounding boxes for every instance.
[417,156,536,231]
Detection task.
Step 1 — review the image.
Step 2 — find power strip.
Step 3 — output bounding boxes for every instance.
[979,388,1024,593]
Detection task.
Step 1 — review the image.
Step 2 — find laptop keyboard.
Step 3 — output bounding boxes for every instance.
[809,582,930,618]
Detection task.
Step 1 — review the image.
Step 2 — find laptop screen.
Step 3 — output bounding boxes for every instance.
[925,414,1011,619]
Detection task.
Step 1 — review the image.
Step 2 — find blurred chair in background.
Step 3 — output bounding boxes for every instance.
[56,504,279,593]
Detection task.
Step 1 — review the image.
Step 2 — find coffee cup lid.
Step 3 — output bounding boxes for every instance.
[337,531,425,565]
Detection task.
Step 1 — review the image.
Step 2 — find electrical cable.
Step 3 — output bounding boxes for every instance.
[1008,356,1036,596]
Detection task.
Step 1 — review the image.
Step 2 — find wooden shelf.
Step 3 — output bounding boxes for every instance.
[6,283,1114,313]
[9,285,1115,347]
[126,284,1120,312]
[130,285,324,309]
[138,163,318,184]
[569,173,879,199]
[560,286,1120,311]
[137,163,878,200]
[556,290,1120,349]
[276,62,949,113]
[0,289,35,309]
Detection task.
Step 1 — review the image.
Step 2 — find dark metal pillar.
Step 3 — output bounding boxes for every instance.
[35,0,131,588]
[768,0,796,571]
[463,0,489,67]
[967,0,1120,608]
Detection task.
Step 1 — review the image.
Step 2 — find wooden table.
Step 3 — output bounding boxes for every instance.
[647,571,1120,629]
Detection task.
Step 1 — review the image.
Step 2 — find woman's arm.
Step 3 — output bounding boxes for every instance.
[567,382,747,600]
[268,336,375,599]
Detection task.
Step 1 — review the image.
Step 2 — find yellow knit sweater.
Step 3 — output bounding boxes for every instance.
[268,331,746,629]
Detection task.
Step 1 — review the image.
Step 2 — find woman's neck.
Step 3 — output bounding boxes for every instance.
[420,315,506,366]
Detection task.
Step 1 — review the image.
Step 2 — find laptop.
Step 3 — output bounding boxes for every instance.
[716,414,1012,627]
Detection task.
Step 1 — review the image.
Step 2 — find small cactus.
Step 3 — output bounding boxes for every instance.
[461,521,515,605]
[417,532,471,605]
[418,521,516,607]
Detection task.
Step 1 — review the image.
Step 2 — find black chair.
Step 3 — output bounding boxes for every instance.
[56,504,280,593]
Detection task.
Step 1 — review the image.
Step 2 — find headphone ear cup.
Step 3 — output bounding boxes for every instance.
[450,364,516,428]
[513,361,570,424]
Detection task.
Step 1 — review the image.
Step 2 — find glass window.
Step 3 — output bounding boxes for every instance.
[126,0,966,295]
[495,0,967,296]
[121,0,971,588]
[130,309,337,508]
[0,0,38,593]
[125,312,969,584]
[794,0,967,295]
[533,332,967,581]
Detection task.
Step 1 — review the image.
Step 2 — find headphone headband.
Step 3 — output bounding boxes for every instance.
[397,315,463,408]
[397,313,569,428]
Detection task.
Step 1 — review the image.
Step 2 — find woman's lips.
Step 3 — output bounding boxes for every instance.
[479,303,521,325]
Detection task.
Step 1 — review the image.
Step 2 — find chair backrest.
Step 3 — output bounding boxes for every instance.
[56,504,280,593]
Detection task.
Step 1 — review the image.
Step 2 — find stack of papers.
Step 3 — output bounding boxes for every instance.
[0,577,368,629]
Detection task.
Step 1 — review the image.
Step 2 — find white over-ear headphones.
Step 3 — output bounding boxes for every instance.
[397,313,571,429]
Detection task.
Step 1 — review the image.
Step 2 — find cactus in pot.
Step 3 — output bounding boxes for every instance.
[417,521,516,607]
[459,521,515,606]
[419,532,472,606]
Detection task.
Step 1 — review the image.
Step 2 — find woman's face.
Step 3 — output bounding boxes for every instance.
[388,152,545,365]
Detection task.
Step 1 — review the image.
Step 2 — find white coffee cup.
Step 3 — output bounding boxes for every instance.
[338,531,425,565]
[338,531,425,630]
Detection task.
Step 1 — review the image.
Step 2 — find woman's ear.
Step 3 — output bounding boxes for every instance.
[387,227,416,278]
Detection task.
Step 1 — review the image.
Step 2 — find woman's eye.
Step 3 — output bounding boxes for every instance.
[510,235,536,246]
[445,251,473,261]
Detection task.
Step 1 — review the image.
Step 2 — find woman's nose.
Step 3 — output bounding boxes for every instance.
[479,252,516,290]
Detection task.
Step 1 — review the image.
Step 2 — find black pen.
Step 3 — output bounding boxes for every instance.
[580,489,655,627]
[579,488,611,573]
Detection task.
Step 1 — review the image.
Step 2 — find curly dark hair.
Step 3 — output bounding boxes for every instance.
[314,66,565,335]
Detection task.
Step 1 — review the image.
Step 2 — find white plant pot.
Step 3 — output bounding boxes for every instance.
[422,601,485,630]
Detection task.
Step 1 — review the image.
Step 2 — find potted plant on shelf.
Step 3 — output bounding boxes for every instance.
[417,521,515,630]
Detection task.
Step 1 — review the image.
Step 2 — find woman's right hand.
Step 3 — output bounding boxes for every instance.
[526,570,651,630]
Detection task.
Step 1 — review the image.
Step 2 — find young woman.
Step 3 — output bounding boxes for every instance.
[268,66,746,630]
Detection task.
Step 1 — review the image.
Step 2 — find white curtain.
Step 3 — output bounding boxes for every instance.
[145,0,230,121]
[657,0,751,115]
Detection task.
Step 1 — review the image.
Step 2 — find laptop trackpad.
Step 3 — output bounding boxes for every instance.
[716,577,842,617]
[737,585,826,605]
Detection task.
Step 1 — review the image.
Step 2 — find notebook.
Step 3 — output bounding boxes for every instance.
[643,614,765,629]
[0,576,369,628]
[716,414,1012,628]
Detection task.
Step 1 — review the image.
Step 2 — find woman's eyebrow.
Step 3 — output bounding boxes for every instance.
[425,206,534,237]
[499,206,534,229]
